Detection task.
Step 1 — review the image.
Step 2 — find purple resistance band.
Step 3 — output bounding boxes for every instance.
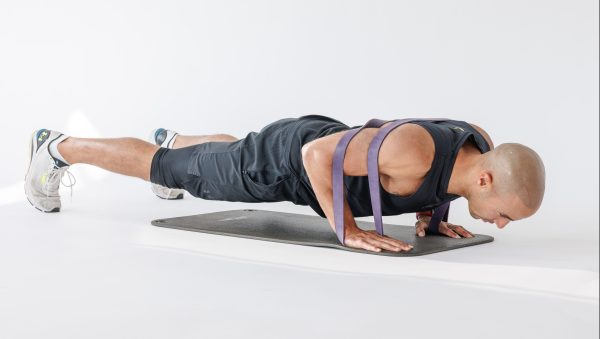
[332,118,451,245]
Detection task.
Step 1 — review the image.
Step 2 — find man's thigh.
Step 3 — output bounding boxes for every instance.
[181,141,263,202]
[163,141,296,203]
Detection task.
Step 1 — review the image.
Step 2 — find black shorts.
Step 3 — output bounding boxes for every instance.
[150,115,351,212]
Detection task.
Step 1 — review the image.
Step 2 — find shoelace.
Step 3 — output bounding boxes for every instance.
[45,162,77,201]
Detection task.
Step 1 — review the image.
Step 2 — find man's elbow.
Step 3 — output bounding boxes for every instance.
[301,143,332,172]
[301,143,312,161]
[301,144,318,172]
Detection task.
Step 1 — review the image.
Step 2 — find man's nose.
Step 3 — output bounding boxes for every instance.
[496,219,510,229]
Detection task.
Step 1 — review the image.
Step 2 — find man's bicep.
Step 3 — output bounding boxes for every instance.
[301,129,379,176]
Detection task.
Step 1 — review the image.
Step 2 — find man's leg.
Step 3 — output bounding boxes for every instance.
[172,133,238,148]
[56,133,239,181]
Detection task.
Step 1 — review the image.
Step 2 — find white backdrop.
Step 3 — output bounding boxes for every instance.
[1,0,598,238]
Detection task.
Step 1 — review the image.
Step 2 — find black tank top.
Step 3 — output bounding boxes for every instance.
[288,116,491,218]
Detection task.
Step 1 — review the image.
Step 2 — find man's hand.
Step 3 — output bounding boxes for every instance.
[415,216,474,238]
[344,226,414,253]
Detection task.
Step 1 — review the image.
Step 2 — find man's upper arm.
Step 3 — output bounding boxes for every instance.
[301,128,375,176]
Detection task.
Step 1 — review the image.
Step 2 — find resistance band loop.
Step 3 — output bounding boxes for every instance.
[332,118,451,245]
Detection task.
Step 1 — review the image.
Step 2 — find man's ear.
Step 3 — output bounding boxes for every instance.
[478,170,493,190]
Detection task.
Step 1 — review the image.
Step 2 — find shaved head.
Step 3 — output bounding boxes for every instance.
[480,143,546,211]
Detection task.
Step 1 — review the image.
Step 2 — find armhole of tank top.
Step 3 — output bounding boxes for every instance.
[454,121,491,153]
[375,121,443,201]
[467,129,490,153]
[411,121,446,173]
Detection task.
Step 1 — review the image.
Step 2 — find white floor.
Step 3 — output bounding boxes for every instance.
[1,172,598,339]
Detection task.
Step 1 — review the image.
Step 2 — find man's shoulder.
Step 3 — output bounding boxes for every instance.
[392,120,495,151]
[378,123,435,176]
[466,122,495,150]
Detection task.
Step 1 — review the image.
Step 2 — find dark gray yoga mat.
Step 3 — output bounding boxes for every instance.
[151,209,494,256]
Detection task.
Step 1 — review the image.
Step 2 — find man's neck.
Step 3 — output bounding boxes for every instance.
[447,147,481,199]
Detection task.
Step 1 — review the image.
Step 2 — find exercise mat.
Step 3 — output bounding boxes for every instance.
[151,209,494,256]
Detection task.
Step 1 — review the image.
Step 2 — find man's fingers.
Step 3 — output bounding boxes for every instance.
[374,238,412,252]
[349,238,381,252]
[362,231,413,252]
[415,220,473,239]
[382,235,413,251]
[441,225,461,239]
[345,230,415,253]
[366,231,411,251]
[366,236,411,252]
[415,220,427,237]
[365,230,401,246]
[452,225,474,238]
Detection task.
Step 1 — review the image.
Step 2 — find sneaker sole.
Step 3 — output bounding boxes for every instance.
[26,196,60,213]
[156,192,184,200]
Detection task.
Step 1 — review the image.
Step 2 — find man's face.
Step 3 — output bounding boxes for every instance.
[467,189,533,229]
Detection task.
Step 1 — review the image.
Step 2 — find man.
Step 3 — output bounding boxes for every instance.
[25,114,546,253]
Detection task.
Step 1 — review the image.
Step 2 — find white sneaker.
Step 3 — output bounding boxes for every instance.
[149,128,185,200]
[24,129,76,212]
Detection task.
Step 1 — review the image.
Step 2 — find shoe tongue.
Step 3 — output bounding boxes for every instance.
[156,129,168,145]
[37,129,51,149]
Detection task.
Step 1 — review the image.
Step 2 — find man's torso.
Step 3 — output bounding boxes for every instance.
[284,115,492,217]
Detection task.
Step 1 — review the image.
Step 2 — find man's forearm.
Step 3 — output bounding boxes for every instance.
[302,150,359,236]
